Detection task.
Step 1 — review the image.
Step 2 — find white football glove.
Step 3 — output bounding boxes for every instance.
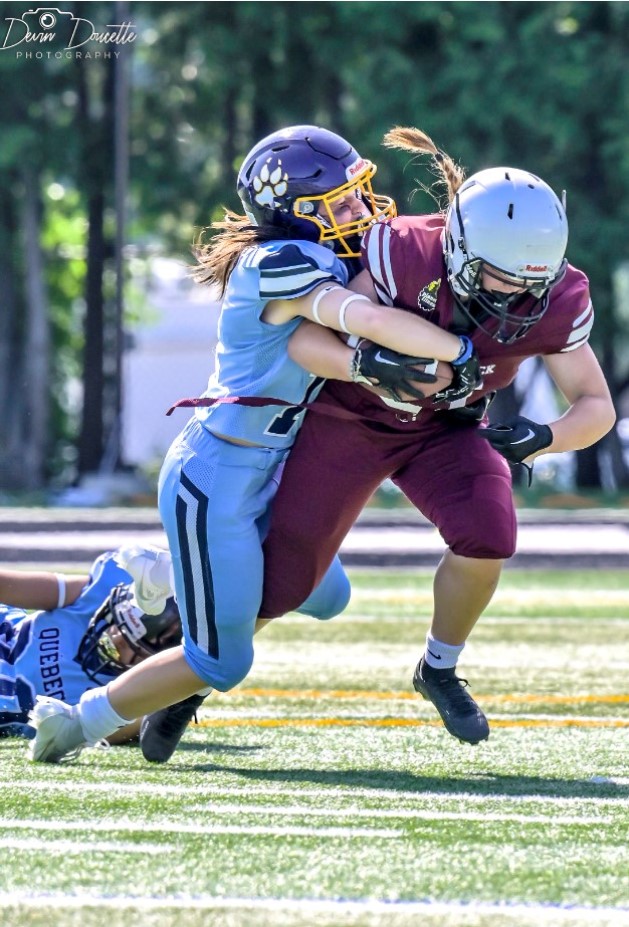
[114,545,174,615]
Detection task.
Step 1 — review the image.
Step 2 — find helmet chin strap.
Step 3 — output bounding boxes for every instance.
[452,295,493,333]
[333,232,363,257]
[452,294,531,344]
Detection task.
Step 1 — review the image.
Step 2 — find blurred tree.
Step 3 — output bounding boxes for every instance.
[1,0,628,493]
[74,30,115,475]
[0,10,76,490]
[334,0,629,488]
[0,1,129,490]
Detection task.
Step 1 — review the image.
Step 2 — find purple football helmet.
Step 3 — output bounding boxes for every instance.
[237,125,396,257]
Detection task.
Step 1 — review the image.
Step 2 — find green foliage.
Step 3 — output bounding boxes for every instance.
[3,1,629,487]
[95,0,629,369]
[41,184,88,479]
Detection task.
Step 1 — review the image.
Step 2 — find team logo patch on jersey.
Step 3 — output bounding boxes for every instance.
[252,158,289,207]
[418,279,441,312]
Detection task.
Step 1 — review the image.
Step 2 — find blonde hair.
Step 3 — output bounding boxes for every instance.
[382,126,466,209]
[193,210,290,298]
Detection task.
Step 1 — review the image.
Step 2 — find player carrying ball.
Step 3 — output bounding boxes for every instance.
[259,126,616,746]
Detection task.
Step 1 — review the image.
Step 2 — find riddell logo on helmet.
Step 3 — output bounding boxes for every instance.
[346,158,366,179]
[523,264,548,272]
[120,603,148,642]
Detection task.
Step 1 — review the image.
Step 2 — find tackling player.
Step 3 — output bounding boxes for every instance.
[27,125,480,763]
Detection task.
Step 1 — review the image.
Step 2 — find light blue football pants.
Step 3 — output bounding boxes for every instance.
[158,417,350,690]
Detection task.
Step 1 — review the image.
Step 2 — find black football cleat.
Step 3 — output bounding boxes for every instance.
[413,657,489,745]
[140,693,206,763]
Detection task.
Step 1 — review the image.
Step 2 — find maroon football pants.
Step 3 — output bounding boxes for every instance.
[260,400,516,620]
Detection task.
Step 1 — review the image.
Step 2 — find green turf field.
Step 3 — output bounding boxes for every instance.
[2,568,628,927]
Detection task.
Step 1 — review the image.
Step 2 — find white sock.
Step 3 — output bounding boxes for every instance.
[424,632,464,670]
[78,685,133,743]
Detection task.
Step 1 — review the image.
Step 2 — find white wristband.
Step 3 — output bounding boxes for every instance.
[311,285,342,326]
[338,294,365,334]
[54,573,66,609]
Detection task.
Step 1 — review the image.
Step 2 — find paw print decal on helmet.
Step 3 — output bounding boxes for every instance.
[252,158,289,207]
[237,126,396,255]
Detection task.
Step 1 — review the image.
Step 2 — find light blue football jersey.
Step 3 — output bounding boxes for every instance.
[195,240,349,448]
[0,551,131,724]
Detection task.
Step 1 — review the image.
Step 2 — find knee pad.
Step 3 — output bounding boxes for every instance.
[310,580,352,620]
[211,656,254,692]
[296,567,351,621]
[451,514,516,559]
[183,644,254,693]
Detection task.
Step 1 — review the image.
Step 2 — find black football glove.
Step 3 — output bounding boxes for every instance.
[350,340,438,402]
[432,335,482,404]
[479,415,553,464]
[448,392,496,424]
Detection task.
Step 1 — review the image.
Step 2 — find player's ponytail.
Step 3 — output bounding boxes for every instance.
[382,127,466,208]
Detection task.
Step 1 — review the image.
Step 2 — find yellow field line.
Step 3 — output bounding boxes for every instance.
[198,717,629,730]
[232,687,629,706]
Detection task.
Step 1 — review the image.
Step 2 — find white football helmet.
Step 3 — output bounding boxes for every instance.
[443,167,568,342]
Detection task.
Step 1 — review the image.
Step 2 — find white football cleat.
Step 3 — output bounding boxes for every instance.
[28,697,89,763]
[115,545,174,615]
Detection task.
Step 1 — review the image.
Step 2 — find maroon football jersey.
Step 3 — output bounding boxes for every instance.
[258,214,594,620]
[319,214,594,432]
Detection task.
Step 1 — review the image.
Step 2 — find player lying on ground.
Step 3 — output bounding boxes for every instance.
[0,547,181,745]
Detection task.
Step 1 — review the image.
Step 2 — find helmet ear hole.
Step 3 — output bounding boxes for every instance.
[131,596,182,657]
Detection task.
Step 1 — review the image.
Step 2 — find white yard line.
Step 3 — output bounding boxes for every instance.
[0,800,623,833]
[7,779,629,803]
[1,893,629,922]
[0,838,170,854]
[0,819,400,839]
[183,804,617,826]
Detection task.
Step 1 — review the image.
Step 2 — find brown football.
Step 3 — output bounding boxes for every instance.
[358,357,454,403]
